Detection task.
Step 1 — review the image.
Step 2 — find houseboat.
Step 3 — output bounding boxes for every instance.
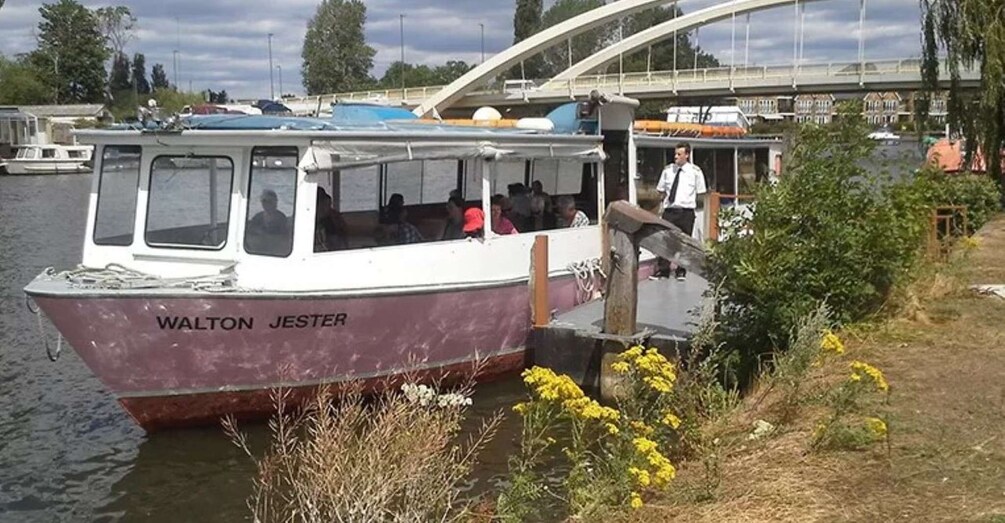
[24,99,644,430]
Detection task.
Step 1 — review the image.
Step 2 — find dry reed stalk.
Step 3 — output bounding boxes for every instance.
[223,377,502,523]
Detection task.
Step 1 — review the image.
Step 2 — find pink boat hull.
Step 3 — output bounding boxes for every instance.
[29,266,650,431]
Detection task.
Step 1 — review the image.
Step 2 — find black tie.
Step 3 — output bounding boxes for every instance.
[668,166,681,207]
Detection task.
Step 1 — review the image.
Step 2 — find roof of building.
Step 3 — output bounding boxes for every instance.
[18,104,108,118]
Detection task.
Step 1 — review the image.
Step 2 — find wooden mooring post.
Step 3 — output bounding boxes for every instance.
[527,201,708,400]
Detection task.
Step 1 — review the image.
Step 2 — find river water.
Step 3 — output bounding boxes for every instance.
[0,142,922,522]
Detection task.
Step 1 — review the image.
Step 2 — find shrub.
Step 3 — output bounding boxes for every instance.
[707,103,934,375]
[223,383,499,523]
[915,166,1002,234]
[501,351,682,520]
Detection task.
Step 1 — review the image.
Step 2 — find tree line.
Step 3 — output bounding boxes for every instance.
[0,0,221,116]
[302,0,719,95]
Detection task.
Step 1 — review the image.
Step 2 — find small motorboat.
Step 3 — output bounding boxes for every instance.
[2,144,93,175]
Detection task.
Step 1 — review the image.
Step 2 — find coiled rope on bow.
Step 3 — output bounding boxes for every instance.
[43,263,239,292]
[567,257,607,304]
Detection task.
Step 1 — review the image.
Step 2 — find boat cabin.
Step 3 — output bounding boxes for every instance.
[80,108,636,293]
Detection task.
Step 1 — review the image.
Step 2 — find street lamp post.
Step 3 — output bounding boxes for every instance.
[276,65,283,99]
[399,14,406,93]
[479,23,485,64]
[268,33,275,99]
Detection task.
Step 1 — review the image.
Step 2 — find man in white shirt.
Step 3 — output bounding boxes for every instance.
[653,142,707,280]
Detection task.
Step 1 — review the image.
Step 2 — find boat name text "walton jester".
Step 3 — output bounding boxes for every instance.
[156,314,348,331]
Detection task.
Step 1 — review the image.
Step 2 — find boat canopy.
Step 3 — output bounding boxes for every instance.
[299,139,605,172]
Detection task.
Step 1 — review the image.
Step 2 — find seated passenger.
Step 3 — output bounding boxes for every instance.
[379,193,405,225]
[384,205,423,244]
[246,189,291,255]
[531,180,552,214]
[491,194,518,235]
[528,192,555,231]
[508,183,532,231]
[315,188,347,252]
[462,207,485,239]
[441,196,466,240]
[249,189,289,235]
[557,195,590,228]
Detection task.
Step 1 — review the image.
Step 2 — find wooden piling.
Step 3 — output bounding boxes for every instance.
[603,228,639,337]
[530,235,550,327]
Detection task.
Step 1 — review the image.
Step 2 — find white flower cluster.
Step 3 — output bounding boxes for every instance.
[400,383,473,408]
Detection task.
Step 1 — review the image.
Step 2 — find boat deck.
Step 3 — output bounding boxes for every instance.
[528,273,709,391]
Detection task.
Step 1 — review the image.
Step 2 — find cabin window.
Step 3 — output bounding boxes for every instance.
[145,156,234,249]
[68,149,86,159]
[245,147,298,257]
[41,148,56,159]
[93,145,141,246]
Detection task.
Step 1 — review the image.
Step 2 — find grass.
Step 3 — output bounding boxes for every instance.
[623,214,1005,522]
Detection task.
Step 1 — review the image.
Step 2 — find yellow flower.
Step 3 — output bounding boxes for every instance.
[629,491,643,509]
[562,396,620,422]
[850,361,889,392]
[632,437,658,455]
[661,412,682,429]
[622,346,644,359]
[610,361,630,374]
[630,420,655,436]
[521,367,585,401]
[605,422,620,435]
[820,330,845,355]
[848,373,862,383]
[628,467,651,487]
[866,417,888,438]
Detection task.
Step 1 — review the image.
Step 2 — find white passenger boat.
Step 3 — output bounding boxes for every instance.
[1,144,93,175]
[24,100,648,430]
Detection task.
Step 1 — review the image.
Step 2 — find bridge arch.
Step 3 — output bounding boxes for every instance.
[552,0,826,81]
[413,0,675,117]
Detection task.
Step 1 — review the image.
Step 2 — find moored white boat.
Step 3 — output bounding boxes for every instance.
[24,101,650,430]
[2,144,93,175]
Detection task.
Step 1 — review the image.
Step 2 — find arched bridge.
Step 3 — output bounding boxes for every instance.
[284,0,979,115]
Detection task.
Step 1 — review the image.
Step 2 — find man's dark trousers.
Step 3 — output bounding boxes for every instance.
[656,208,695,276]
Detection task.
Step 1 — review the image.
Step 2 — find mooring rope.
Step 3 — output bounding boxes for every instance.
[567,257,607,304]
[25,294,61,362]
[42,263,239,292]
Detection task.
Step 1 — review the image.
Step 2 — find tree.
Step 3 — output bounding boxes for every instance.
[131,52,149,94]
[513,0,544,78]
[379,62,438,89]
[151,63,169,91]
[94,6,136,63]
[32,0,109,103]
[919,0,1005,186]
[0,55,51,104]
[537,0,611,78]
[109,52,131,93]
[301,0,376,94]
[433,61,473,84]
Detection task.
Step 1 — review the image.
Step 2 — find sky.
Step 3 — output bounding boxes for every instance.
[0,0,927,100]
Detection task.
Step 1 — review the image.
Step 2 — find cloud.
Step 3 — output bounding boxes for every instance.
[0,0,923,99]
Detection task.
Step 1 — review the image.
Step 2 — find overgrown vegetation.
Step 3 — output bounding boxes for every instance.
[223,382,500,522]
[707,102,1001,383]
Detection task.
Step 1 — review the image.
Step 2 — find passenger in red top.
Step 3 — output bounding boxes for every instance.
[490,194,519,235]
[462,207,485,238]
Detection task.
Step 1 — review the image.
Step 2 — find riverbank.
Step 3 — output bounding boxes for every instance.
[632,214,1005,522]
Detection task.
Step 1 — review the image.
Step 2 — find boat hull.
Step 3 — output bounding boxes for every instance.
[27,267,636,431]
[4,159,90,175]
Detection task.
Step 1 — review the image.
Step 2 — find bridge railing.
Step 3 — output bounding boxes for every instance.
[282,58,950,112]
